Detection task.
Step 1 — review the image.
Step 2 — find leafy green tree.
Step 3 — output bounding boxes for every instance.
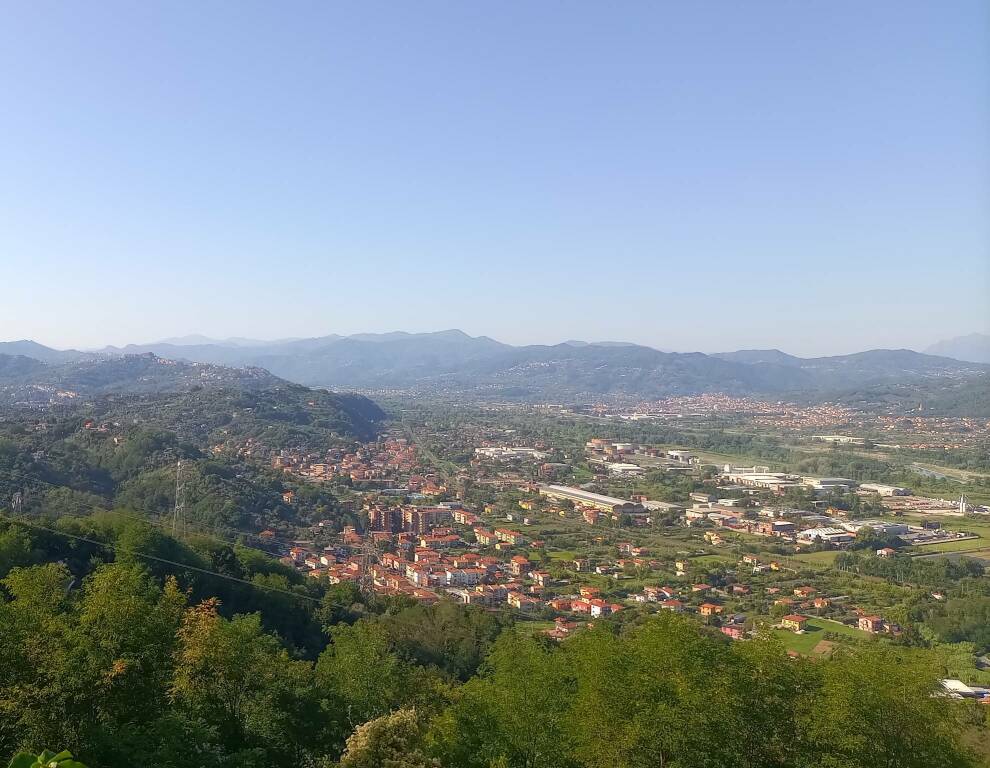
[72,564,185,728]
[799,646,974,768]
[432,632,575,768]
[337,709,439,768]
[0,526,38,577]
[7,750,87,768]
[380,602,507,681]
[318,581,365,628]
[317,620,409,729]
[171,601,328,766]
[0,564,79,754]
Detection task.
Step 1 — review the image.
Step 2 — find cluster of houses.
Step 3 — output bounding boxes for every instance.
[620,550,905,644]
[275,490,659,620]
[774,610,899,636]
[282,525,630,618]
[271,437,446,492]
[271,476,923,666]
[265,427,976,676]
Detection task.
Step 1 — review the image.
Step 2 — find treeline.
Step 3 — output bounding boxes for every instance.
[0,513,339,654]
[1,519,987,768]
[834,551,990,654]
[918,597,990,655]
[834,551,986,588]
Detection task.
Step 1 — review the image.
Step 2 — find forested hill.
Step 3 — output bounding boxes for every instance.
[0,351,385,437]
[0,402,379,537]
[0,352,285,406]
[0,358,386,538]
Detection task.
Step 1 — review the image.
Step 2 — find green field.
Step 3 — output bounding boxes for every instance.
[689,553,737,567]
[770,617,872,655]
[791,550,841,567]
[913,536,986,553]
[909,518,990,553]
[910,463,990,483]
[516,620,557,634]
[544,549,577,560]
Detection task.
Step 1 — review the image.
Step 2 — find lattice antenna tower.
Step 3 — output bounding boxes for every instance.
[359,534,377,599]
[172,459,187,538]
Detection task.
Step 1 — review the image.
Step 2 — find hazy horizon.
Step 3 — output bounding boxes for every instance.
[2,2,988,356]
[4,326,988,359]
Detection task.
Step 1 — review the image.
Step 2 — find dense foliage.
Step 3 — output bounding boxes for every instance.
[0,395,370,534]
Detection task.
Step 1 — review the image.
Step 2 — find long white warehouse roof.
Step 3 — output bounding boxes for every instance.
[539,484,638,507]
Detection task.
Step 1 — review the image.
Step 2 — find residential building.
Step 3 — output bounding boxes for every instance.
[781,614,809,632]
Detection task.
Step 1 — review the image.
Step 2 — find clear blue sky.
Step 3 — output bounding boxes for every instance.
[1,1,987,355]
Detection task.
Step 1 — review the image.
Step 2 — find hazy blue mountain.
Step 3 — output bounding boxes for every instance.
[563,339,656,349]
[0,340,92,364]
[924,333,990,364]
[0,353,49,379]
[8,331,989,406]
[154,334,231,346]
[155,334,309,347]
[714,349,803,366]
[799,348,979,374]
[719,348,986,381]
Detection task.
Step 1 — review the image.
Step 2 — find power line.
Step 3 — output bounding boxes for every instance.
[2,511,572,625]
[0,511,325,605]
[34,503,307,561]
[3,511,554,624]
[1,512,589,626]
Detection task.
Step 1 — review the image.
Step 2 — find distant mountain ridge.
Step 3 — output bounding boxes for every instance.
[713,349,802,366]
[924,333,990,364]
[0,339,91,364]
[5,331,988,407]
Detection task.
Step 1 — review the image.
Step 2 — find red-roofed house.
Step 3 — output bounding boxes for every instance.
[781,614,808,632]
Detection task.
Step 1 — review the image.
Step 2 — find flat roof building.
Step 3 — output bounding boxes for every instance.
[539,484,644,515]
[860,483,911,497]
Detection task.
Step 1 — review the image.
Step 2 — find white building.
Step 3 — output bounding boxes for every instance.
[723,471,802,492]
[841,520,909,537]
[796,527,855,545]
[475,447,548,462]
[860,483,911,497]
[539,485,644,514]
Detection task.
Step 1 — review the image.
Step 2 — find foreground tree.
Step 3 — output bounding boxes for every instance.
[171,600,329,767]
[7,750,87,768]
[337,709,438,768]
[798,646,974,768]
[431,631,576,768]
